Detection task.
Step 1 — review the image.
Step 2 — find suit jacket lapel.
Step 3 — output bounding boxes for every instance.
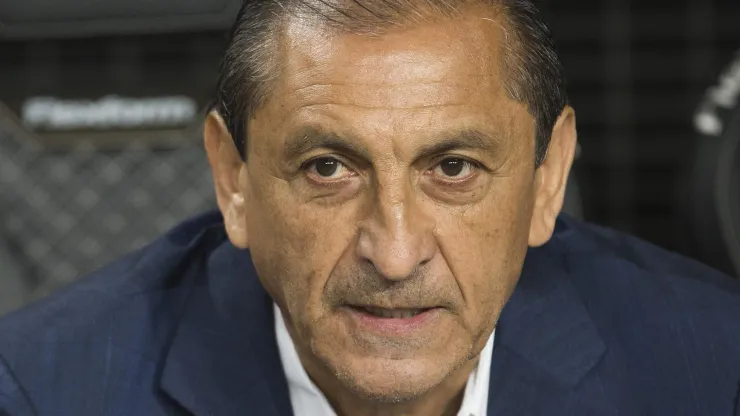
[488,218,607,415]
[159,233,293,416]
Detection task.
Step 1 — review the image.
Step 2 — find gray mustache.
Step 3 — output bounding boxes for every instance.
[323,264,458,310]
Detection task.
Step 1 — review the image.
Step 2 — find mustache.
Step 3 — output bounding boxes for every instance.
[323,263,458,310]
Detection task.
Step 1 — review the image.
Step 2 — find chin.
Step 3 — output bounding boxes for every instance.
[331,356,453,403]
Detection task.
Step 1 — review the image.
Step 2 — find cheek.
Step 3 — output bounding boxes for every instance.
[245,171,359,321]
[436,179,534,329]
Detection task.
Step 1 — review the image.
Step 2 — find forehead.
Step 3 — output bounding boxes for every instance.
[250,8,533,153]
[277,9,511,103]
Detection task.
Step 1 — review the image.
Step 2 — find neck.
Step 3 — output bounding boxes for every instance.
[293,338,479,416]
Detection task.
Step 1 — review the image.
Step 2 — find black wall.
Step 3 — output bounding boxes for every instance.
[543,0,740,259]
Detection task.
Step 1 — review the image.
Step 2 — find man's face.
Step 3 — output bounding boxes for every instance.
[209,9,571,402]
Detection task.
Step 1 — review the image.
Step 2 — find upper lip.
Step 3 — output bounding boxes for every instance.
[349,304,436,310]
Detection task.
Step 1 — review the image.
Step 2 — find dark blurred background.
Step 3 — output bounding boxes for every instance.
[542,0,738,256]
[1,0,739,316]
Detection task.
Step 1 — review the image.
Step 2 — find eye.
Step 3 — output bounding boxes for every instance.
[432,158,478,181]
[305,157,354,181]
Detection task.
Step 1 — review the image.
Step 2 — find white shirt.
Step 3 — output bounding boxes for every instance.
[275,304,495,416]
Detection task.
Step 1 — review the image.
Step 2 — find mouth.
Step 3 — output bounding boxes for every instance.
[343,305,442,336]
[356,306,430,319]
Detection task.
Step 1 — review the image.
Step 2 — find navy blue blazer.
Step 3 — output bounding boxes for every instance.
[1,211,740,415]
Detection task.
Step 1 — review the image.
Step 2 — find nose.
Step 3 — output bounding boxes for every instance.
[356,180,436,281]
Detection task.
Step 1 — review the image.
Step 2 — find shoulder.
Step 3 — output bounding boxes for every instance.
[0,210,226,349]
[552,216,740,409]
[554,215,740,316]
[0,210,226,413]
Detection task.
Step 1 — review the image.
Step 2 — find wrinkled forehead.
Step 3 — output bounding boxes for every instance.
[246,8,535,161]
[272,7,513,105]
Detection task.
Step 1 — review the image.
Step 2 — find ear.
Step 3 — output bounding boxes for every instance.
[204,111,250,249]
[528,106,578,247]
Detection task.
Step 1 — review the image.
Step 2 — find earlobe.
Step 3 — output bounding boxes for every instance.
[203,111,250,249]
[528,106,577,247]
[223,194,249,249]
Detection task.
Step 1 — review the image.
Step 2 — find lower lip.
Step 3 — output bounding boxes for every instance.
[345,306,440,336]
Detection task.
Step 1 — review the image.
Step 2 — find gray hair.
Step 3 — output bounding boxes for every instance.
[212,0,567,167]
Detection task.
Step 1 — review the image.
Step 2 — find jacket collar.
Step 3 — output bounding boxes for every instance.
[159,215,604,416]
[491,216,605,386]
[159,226,293,416]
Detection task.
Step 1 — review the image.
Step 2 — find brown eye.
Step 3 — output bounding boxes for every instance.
[433,158,476,180]
[305,157,354,181]
[315,158,339,177]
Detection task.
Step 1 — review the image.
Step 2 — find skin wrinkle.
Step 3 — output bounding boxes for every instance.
[284,72,500,107]
[301,101,480,110]
[204,6,576,416]
[290,80,498,94]
[434,216,469,311]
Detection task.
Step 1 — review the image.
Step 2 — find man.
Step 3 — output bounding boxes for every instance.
[1,0,739,415]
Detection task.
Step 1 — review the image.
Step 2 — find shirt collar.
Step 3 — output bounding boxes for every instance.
[275,304,495,416]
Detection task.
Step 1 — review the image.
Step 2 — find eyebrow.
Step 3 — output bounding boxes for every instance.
[283,128,372,162]
[415,129,501,160]
[282,127,501,162]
